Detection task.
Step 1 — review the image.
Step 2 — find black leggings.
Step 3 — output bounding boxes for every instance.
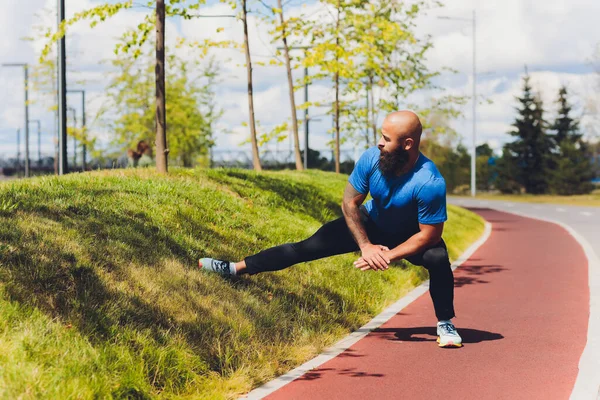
[244,208,455,321]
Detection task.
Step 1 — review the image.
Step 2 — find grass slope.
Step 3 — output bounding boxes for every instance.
[450,189,600,207]
[0,168,484,399]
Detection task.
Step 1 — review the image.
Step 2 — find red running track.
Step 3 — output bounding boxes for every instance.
[264,208,589,400]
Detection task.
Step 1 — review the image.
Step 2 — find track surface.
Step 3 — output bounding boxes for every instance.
[264,208,589,400]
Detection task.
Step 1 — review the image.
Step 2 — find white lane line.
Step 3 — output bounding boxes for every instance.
[505,203,515,207]
[556,208,567,212]
[581,212,593,217]
[240,224,494,400]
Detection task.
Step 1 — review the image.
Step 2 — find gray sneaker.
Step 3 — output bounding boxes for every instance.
[437,321,463,348]
[198,258,236,276]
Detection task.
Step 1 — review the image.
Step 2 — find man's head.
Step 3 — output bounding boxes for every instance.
[378,110,423,176]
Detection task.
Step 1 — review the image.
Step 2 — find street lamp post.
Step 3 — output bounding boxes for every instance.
[68,90,86,170]
[58,0,68,175]
[438,10,477,197]
[2,63,30,177]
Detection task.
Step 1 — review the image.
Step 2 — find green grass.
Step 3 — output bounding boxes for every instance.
[0,168,484,399]
[450,189,600,207]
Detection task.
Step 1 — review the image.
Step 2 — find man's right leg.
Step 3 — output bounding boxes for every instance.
[200,212,369,276]
[241,216,361,275]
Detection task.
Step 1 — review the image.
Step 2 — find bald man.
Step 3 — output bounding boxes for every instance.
[199,110,462,348]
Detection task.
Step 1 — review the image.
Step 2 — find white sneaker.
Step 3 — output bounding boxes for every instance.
[198,258,236,276]
[437,321,463,348]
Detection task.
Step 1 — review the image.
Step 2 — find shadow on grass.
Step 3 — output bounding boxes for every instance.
[0,208,366,395]
[0,172,395,396]
[206,169,343,222]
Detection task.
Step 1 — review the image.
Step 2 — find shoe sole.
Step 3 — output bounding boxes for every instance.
[437,336,463,348]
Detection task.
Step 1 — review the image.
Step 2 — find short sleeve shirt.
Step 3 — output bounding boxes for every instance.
[348,147,447,237]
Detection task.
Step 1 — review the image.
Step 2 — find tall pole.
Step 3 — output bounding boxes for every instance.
[24,65,30,177]
[69,90,87,170]
[304,51,309,169]
[471,9,477,197]
[437,12,477,196]
[58,0,68,174]
[82,90,86,170]
[2,64,30,177]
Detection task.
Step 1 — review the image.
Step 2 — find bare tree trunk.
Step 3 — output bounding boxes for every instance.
[369,75,377,145]
[242,0,262,171]
[365,81,370,148]
[155,0,168,173]
[277,0,303,171]
[334,0,341,174]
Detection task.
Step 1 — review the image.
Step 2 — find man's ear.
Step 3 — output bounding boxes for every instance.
[404,138,414,150]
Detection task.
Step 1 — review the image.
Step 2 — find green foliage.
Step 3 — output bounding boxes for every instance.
[267,0,455,156]
[495,147,522,194]
[41,1,219,63]
[550,141,595,195]
[0,168,484,398]
[98,47,222,167]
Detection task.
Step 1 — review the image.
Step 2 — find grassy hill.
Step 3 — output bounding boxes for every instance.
[0,168,484,399]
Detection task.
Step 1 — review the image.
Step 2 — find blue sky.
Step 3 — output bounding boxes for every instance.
[0,0,598,162]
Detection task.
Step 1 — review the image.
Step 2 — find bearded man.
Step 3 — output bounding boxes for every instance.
[199,110,462,348]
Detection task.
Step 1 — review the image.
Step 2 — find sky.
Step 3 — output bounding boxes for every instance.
[0,0,599,162]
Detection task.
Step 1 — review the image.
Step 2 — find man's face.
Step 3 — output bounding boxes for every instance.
[377,128,412,176]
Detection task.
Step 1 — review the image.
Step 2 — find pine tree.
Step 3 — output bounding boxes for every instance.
[551,86,581,144]
[498,70,553,194]
[548,86,595,195]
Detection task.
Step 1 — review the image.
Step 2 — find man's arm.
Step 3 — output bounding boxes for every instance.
[342,183,390,270]
[387,222,444,261]
[341,183,370,248]
[354,222,443,271]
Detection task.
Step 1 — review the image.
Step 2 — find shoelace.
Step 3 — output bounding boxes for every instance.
[439,323,458,336]
[213,260,231,275]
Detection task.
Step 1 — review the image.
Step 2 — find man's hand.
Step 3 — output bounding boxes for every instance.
[354,244,390,271]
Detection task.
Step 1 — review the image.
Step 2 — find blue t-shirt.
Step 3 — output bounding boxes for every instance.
[348,147,447,236]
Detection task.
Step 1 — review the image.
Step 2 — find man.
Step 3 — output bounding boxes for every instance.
[199,110,462,348]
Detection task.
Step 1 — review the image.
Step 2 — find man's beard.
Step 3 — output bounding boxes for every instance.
[378,147,410,176]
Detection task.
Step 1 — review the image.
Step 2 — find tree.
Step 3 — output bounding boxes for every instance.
[495,147,522,194]
[43,0,227,173]
[156,0,168,173]
[476,143,494,158]
[239,0,261,171]
[548,86,595,195]
[286,0,443,173]
[475,144,495,191]
[99,47,221,167]
[498,70,553,194]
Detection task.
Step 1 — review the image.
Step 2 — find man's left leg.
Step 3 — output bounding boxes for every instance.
[407,240,462,348]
